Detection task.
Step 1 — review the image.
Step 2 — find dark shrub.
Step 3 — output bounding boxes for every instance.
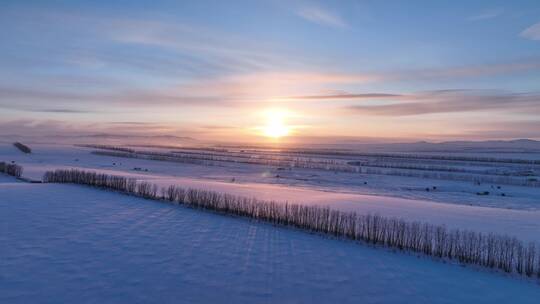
[13,142,31,154]
[0,161,23,177]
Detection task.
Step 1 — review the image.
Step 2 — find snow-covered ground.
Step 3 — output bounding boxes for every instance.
[1,143,540,243]
[1,180,539,303]
[2,143,539,210]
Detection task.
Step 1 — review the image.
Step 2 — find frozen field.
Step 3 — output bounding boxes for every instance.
[1,143,540,243]
[2,143,539,210]
[1,179,539,303]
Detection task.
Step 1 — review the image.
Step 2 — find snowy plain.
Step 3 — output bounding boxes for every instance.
[1,143,540,243]
[5,143,540,210]
[2,179,540,304]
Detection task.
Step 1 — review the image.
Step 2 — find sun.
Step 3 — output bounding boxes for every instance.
[262,110,290,138]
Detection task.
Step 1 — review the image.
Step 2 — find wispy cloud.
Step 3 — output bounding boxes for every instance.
[297,6,347,28]
[0,119,181,138]
[3,56,539,113]
[106,18,295,74]
[0,119,96,137]
[36,109,95,114]
[199,125,236,130]
[163,71,377,103]
[284,92,402,100]
[401,58,540,79]
[1,8,300,81]
[468,8,503,21]
[0,86,230,109]
[347,90,540,116]
[521,22,540,40]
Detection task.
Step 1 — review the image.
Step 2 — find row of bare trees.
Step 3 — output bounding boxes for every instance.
[43,168,540,279]
[77,144,135,153]
[91,150,357,172]
[357,166,540,187]
[84,144,351,169]
[92,149,539,188]
[170,149,347,166]
[348,160,534,177]
[0,161,23,178]
[91,150,215,166]
[270,149,540,165]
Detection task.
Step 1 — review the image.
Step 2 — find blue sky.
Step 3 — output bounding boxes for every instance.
[1,0,539,142]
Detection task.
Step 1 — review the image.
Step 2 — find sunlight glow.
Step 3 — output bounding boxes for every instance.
[262,110,290,138]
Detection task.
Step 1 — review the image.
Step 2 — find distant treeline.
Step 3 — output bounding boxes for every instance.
[128,144,228,152]
[43,169,540,280]
[356,166,540,188]
[348,160,536,177]
[244,149,540,165]
[13,142,31,154]
[86,144,349,167]
[91,150,355,172]
[177,147,540,175]
[91,149,540,188]
[0,162,23,178]
[76,144,135,153]
[175,146,540,177]
[92,150,217,166]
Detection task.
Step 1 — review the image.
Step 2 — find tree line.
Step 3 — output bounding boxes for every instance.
[43,168,540,280]
[91,149,540,188]
[357,166,540,187]
[76,144,135,153]
[267,149,540,165]
[348,160,533,177]
[91,150,356,172]
[0,161,23,177]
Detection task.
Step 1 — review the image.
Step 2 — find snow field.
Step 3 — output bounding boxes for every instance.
[2,181,540,303]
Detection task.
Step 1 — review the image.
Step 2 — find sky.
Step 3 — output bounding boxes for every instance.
[1,0,540,143]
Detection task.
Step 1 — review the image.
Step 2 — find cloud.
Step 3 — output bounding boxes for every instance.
[3,56,539,112]
[347,90,540,116]
[108,122,155,125]
[286,92,402,100]
[199,125,236,130]
[36,109,95,113]
[0,119,187,138]
[0,119,96,137]
[0,86,229,109]
[297,6,347,28]
[402,58,540,79]
[0,87,87,101]
[106,18,294,74]
[1,8,299,81]
[521,22,540,40]
[468,8,503,21]
[0,94,97,113]
[164,71,377,102]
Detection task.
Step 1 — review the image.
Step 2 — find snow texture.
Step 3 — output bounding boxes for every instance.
[1,181,539,303]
